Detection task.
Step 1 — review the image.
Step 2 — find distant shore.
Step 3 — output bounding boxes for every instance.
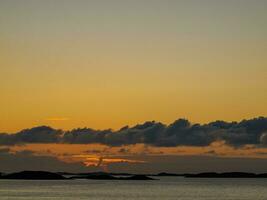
[1,171,267,180]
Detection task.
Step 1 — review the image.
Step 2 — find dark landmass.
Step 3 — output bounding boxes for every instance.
[59,171,175,177]
[59,171,179,177]
[57,172,76,176]
[1,171,267,180]
[156,172,184,176]
[71,174,117,180]
[71,174,156,180]
[110,172,134,176]
[59,171,135,176]
[122,175,156,180]
[185,172,267,178]
[0,171,66,180]
[71,171,267,179]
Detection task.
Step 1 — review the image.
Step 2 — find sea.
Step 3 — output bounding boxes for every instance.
[0,177,266,200]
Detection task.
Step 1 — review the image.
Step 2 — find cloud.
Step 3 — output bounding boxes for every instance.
[62,117,267,148]
[0,147,10,154]
[0,126,62,145]
[1,147,267,173]
[1,117,267,148]
[107,155,267,174]
[260,132,267,145]
[0,149,92,173]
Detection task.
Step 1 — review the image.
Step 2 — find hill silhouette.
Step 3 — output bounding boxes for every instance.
[1,171,267,180]
[0,171,66,180]
[185,172,267,178]
[71,173,155,180]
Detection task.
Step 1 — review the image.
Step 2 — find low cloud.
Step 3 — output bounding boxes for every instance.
[107,155,267,174]
[0,149,91,173]
[260,132,267,145]
[1,147,267,173]
[1,117,267,148]
[0,126,62,145]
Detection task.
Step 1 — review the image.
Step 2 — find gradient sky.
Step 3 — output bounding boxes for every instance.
[1,0,267,132]
[1,0,267,173]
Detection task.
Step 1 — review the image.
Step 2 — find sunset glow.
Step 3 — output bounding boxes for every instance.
[0,0,267,174]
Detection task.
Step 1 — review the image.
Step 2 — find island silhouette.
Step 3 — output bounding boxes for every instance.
[184,172,267,178]
[0,171,267,180]
[0,171,66,180]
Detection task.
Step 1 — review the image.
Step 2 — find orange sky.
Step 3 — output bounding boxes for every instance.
[0,1,267,132]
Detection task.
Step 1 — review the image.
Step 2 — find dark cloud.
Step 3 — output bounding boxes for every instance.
[260,132,267,145]
[0,147,10,154]
[1,117,267,148]
[1,150,267,174]
[118,148,130,153]
[107,155,267,174]
[0,149,93,173]
[0,126,62,145]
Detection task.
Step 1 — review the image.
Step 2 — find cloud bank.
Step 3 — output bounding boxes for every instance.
[1,117,267,147]
[2,147,267,173]
[0,148,90,173]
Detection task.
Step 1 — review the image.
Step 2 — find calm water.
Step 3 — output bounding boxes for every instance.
[0,177,266,200]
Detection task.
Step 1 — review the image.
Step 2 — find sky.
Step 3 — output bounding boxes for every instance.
[0,0,267,173]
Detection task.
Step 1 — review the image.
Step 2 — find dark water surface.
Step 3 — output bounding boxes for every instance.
[0,177,266,200]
